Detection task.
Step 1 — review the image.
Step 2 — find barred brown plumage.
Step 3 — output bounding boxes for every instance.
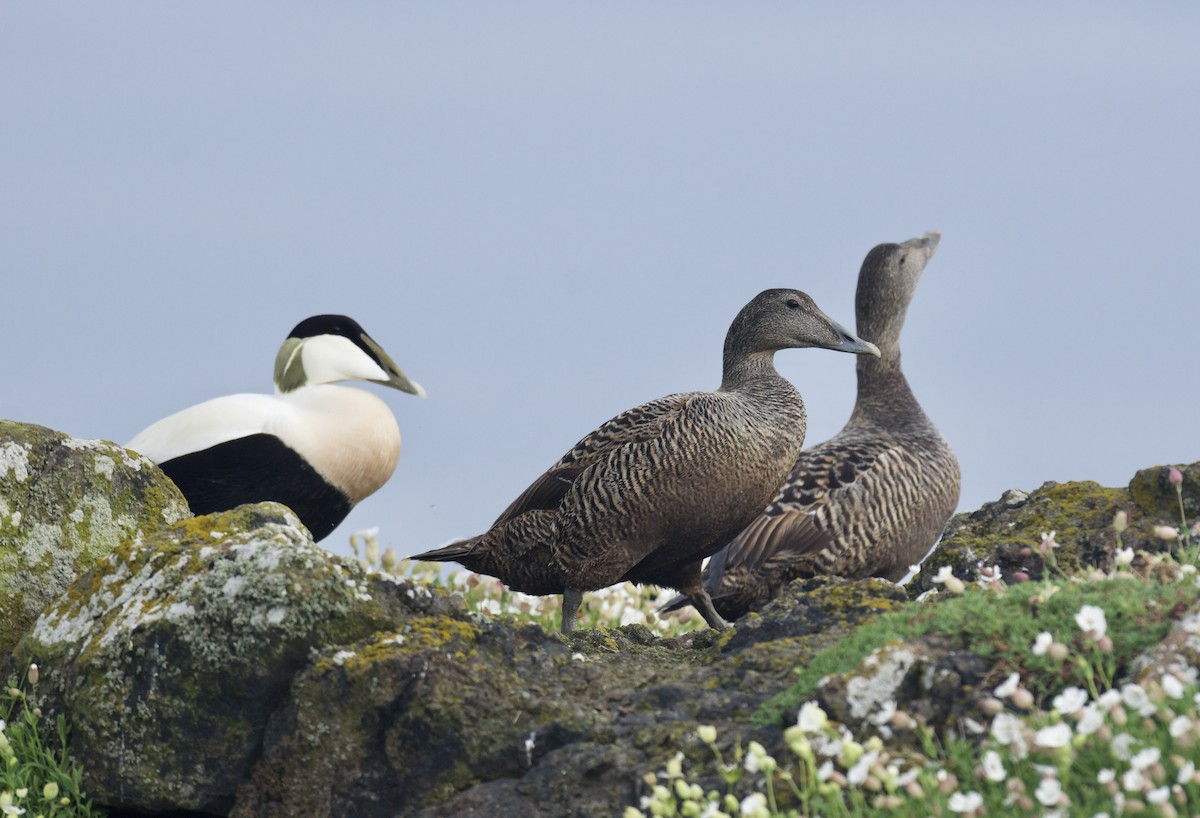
[663,232,961,621]
[411,288,880,632]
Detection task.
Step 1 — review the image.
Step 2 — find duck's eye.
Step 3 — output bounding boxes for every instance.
[786,298,800,309]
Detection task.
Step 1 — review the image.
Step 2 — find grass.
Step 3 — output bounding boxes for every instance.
[1,665,101,818]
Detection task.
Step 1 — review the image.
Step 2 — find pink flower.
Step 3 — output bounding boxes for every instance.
[1169,467,1183,486]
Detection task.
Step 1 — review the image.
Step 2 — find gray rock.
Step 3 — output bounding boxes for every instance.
[15,502,449,815]
[1,419,189,658]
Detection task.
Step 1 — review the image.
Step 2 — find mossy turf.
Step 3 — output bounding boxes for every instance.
[756,574,1200,727]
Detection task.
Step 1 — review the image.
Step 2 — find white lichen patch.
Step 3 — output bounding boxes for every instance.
[94,455,115,479]
[331,649,357,665]
[266,607,287,625]
[844,644,917,721]
[60,437,144,475]
[0,441,31,482]
[70,509,85,524]
[223,576,247,599]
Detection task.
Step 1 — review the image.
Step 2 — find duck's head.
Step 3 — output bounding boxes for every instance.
[856,231,940,356]
[273,315,427,397]
[726,289,881,359]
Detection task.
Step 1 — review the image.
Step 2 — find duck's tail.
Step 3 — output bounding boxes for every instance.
[410,539,475,562]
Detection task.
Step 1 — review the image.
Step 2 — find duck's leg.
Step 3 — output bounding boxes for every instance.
[690,589,730,632]
[561,589,583,633]
[661,561,730,632]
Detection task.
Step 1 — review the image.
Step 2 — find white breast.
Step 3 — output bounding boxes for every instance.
[268,385,402,503]
[127,385,402,504]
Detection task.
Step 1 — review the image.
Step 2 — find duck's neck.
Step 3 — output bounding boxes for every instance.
[720,349,782,391]
[848,352,928,427]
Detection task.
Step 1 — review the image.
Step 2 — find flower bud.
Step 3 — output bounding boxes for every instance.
[1114,510,1128,533]
[1011,688,1035,709]
[1169,468,1183,486]
[1153,525,1179,542]
[27,663,39,685]
[380,548,399,573]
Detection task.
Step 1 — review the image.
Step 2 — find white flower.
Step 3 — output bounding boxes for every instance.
[1035,776,1064,807]
[1130,747,1161,771]
[1111,733,1136,761]
[1115,547,1134,567]
[1032,631,1054,656]
[847,750,879,786]
[990,712,1028,759]
[1098,690,1123,711]
[1171,715,1194,738]
[1121,684,1155,716]
[1075,604,1108,637]
[1177,760,1195,784]
[1076,705,1105,735]
[947,791,984,813]
[739,792,769,818]
[1053,687,1089,715]
[797,701,828,733]
[982,750,1006,782]
[1097,768,1116,784]
[1161,673,1185,699]
[476,598,501,616]
[994,672,1021,698]
[931,564,966,593]
[743,742,764,774]
[1035,722,1073,749]
[1122,768,1145,793]
[1147,786,1170,804]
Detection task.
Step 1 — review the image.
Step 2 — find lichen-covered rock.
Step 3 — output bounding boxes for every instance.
[0,420,190,659]
[15,502,449,816]
[1129,462,1200,520]
[228,576,905,818]
[1129,603,1200,687]
[815,635,992,738]
[910,465,1200,597]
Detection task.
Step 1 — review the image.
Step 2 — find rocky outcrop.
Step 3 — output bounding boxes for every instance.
[0,420,189,659]
[230,576,909,818]
[910,463,1200,596]
[16,501,459,815]
[6,430,1199,817]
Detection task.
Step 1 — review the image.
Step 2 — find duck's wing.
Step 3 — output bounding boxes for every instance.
[125,394,282,464]
[703,435,881,594]
[492,393,691,525]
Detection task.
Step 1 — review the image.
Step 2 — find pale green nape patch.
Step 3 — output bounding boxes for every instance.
[273,337,307,393]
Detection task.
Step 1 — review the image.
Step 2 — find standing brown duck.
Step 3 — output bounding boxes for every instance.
[665,232,960,621]
[411,289,879,632]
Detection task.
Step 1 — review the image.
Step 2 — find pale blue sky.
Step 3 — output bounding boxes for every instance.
[4,3,1197,559]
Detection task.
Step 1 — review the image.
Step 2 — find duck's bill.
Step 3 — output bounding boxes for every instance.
[820,319,881,357]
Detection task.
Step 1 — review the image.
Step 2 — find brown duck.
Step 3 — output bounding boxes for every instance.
[664,232,960,621]
[412,289,879,632]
